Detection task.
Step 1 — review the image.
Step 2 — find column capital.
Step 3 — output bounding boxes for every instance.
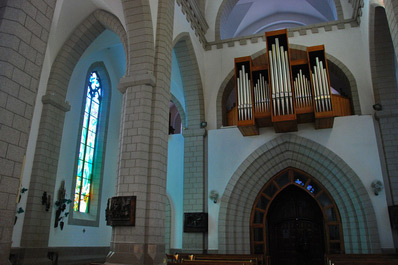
[118,72,156,94]
[182,128,206,137]
[41,93,71,112]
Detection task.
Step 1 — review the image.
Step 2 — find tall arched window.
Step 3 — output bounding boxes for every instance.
[74,71,102,212]
[70,63,111,226]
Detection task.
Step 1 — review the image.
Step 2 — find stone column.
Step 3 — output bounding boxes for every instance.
[182,128,206,252]
[0,0,56,263]
[107,0,174,263]
[385,0,398,63]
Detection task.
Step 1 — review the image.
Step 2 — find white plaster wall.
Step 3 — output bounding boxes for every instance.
[341,0,355,19]
[48,31,125,246]
[207,115,394,250]
[166,134,185,249]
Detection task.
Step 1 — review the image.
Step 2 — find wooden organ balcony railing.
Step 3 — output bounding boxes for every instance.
[232,29,351,136]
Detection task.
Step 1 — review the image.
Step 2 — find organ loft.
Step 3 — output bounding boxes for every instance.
[232,29,351,136]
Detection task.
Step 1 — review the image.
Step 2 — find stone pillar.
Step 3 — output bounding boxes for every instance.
[384,0,398,63]
[20,95,70,265]
[0,0,56,263]
[107,0,174,263]
[182,128,206,252]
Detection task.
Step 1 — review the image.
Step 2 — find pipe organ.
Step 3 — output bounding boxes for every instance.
[234,29,341,136]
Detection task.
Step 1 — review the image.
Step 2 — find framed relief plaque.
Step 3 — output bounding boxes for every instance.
[105,196,136,226]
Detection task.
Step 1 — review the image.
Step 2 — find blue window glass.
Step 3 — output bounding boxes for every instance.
[74,71,102,213]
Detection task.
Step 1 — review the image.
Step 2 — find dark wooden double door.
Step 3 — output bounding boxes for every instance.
[267,186,325,265]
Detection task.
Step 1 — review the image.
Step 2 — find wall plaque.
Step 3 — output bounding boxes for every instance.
[184,212,208,232]
[105,196,136,226]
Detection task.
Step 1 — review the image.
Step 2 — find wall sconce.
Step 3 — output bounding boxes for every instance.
[42,192,51,211]
[373,103,382,111]
[209,190,219,203]
[200,121,207,128]
[371,180,383,195]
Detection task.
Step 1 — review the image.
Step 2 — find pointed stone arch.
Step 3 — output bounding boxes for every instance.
[173,32,205,129]
[172,32,206,250]
[47,9,128,99]
[21,9,128,248]
[170,94,187,130]
[218,134,380,254]
[216,44,361,128]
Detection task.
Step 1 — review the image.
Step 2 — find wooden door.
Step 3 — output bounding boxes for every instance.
[267,185,324,265]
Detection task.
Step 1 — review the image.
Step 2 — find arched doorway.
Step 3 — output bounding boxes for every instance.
[267,185,324,265]
[250,168,343,264]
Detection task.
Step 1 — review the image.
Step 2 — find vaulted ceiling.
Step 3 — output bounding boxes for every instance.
[220,0,337,39]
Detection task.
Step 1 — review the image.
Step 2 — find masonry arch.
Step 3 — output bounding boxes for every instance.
[46,10,128,99]
[170,94,186,133]
[172,32,206,249]
[216,44,361,128]
[251,167,344,262]
[218,134,380,254]
[172,32,205,129]
[22,9,128,247]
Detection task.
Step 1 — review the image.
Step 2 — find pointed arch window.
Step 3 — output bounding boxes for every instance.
[74,71,102,213]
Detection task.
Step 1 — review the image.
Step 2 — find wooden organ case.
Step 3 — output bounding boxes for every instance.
[233,29,350,135]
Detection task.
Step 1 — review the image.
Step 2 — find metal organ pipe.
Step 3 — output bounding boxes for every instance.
[311,57,331,112]
[253,73,269,114]
[268,38,294,116]
[284,50,293,113]
[294,69,312,110]
[269,49,278,116]
[237,65,253,121]
[275,39,285,115]
[320,60,331,111]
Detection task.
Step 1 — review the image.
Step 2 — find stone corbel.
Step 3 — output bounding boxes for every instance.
[41,92,71,112]
[118,72,156,94]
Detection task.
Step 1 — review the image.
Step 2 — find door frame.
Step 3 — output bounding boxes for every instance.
[250,167,344,258]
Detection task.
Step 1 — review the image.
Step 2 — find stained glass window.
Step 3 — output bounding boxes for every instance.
[74,71,102,213]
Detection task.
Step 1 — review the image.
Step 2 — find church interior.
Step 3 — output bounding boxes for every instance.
[2,0,398,264]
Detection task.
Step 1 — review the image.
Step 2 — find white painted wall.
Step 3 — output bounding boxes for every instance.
[48,30,125,246]
[207,115,394,250]
[166,134,185,249]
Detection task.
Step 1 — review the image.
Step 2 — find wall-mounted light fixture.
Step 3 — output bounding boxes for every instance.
[200,121,207,128]
[373,103,382,111]
[371,180,383,195]
[209,190,219,203]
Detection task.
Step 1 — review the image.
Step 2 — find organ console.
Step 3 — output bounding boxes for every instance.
[233,29,343,135]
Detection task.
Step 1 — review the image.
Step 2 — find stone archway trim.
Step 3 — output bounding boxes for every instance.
[218,134,379,254]
[173,32,205,129]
